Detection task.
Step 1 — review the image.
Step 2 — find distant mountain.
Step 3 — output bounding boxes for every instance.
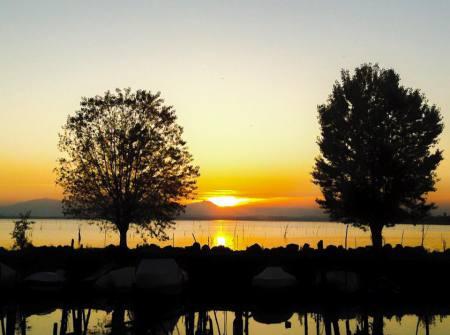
[0,198,326,221]
[0,198,63,218]
[182,200,220,218]
[1,198,448,222]
[181,201,327,221]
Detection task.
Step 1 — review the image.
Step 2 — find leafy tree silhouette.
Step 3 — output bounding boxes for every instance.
[312,64,443,248]
[56,88,199,248]
[11,211,35,250]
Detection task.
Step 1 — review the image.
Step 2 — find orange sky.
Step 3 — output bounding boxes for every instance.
[0,2,449,210]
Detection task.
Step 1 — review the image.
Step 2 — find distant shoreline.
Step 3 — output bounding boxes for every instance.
[0,215,449,225]
[0,216,329,222]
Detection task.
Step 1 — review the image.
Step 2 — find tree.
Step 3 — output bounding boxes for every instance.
[56,88,199,248]
[11,211,35,250]
[312,64,443,248]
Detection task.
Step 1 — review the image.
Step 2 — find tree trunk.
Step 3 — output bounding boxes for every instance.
[118,224,129,249]
[370,224,383,248]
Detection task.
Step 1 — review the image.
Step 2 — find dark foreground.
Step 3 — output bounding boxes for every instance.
[3,244,450,334]
[2,243,450,301]
[2,296,450,335]
[2,297,449,335]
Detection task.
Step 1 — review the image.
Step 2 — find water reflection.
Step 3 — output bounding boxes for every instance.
[1,219,450,251]
[0,304,445,335]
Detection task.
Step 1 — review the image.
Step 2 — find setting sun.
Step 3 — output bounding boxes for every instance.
[208,196,249,207]
[216,235,227,246]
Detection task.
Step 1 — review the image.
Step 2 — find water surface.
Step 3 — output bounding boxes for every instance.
[1,219,449,250]
[0,306,447,335]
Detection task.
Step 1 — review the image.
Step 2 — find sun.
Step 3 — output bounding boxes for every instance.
[208,196,248,207]
[216,235,226,246]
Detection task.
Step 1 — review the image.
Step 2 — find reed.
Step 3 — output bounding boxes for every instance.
[344,224,349,249]
[284,224,289,239]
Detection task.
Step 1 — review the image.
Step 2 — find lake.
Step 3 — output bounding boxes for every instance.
[2,218,450,335]
[1,219,449,250]
[0,305,447,335]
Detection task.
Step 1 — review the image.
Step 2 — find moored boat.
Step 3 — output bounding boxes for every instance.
[135,259,186,294]
[95,266,136,292]
[252,266,298,289]
[23,270,66,292]
[0,262,17,289]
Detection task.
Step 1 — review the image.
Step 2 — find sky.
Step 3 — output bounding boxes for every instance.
[0,1,449,211]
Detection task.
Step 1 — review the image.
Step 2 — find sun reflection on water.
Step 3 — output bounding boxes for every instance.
[2,219,450,251]
[216,235,226,246]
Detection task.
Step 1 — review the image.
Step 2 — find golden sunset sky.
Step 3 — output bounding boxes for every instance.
[0,1,449,210]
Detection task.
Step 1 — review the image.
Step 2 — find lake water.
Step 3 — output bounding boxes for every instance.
[2,219,450,334]
[0,306,448,335]
[1,218,449,250]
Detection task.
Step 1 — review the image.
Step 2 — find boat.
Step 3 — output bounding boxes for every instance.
[323,270,361,293]
[135,259,186,294]
[252,266,298,289]
[0,262,17,289]
[23,270,66,292]
[94,266,136,291]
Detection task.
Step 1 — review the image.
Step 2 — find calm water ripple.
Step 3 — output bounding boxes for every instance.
[1,219,449,250]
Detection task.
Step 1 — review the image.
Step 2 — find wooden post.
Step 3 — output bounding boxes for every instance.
[82,309,91,335]
[345,225,349,249]
[233,312,243,335]
[1,315,6,335]
[372,314,384,335]
[304,313,308,335]
[6,309,16,335]
[425,316,430,335]
[363,314,369,335]
[332,319,340,335]
[315,314,320,335]
[244,311,249,335]
[324,317,332,335]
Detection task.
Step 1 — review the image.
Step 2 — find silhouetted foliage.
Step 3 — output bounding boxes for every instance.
[11,211,35,250]
[56,88,199,248]
[312,64,443,248]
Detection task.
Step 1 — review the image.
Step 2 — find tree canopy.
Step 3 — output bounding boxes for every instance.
[11,211,35,250]
[56,88,199,248]
[312,64,443,248]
